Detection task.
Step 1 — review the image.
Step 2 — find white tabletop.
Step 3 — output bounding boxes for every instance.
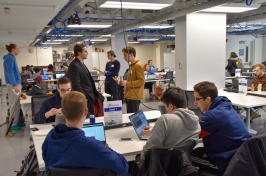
[225,76,252,79]
[247,91,266,97]
[30,110,161,171]
[145,78,170,83]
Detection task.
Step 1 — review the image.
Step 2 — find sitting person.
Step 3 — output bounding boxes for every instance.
[33,67,44,83]
[192,81,251,175]
[137,87,200,166]
[148,60,155,70]
[34,76,71,124]
[47,64,56,74]
[42,91,128,175]
[144,63,156,99]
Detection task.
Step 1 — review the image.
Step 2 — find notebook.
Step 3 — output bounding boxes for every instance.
[55,114,66,125]
[158,105,167,115]
[82,123,107,144]
[129,110,150,140]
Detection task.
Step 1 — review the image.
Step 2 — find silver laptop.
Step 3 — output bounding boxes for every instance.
[82,123,107,144]
[55,114,66,125]
[129,110,150,140]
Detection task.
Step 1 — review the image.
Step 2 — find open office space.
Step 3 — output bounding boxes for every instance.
[1,0,266,175]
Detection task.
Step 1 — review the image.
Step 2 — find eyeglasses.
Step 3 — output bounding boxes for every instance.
[194,97,204,102]
[59,88,71,93]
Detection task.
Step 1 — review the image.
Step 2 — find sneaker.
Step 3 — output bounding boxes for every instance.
[10,125,21,131]
[17,122,25,127]
[250,111,260,120]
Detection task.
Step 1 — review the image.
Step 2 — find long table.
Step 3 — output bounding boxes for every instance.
[219,90,266,134]
[30,110,161,171]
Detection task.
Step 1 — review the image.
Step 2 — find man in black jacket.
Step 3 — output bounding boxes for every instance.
[67,44,99,116]
[34,77,71,124]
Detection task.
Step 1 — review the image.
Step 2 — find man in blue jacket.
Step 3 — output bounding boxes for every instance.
[34,76,71,124]
[192,81,251,175]
[42,91,128,175]
[3,44,21,131]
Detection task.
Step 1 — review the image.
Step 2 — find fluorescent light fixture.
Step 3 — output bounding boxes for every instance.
[139,24,174,29]
[52,35,84,37]
[97,0,175,10]
[90,39,109,42]
[68,22,112,28]
[47,39,70,41]
[128,41,140,44]
[138,38,159,41]
[163,35,175,37]
[101,34,111,37]
[42,42,62,45]
[201,3,261,13]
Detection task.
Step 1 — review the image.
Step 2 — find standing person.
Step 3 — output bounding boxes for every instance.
[225,52,243,76]
[192,81,250,175]
[114,46,145,113]
[67,44,99,116]
[93,50,120,101]
[148,60,155,70]
[3,44,22,131]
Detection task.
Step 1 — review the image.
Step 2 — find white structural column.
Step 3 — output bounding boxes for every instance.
[175,12,226,90]
[84,45,93,70]
[111,33,128,77]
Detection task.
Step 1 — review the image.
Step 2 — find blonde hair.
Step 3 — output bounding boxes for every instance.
[254,64,265,70]
[61,91,87,122]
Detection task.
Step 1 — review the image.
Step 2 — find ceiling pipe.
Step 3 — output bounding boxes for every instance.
[101,0,241,35]
[29,0,86,46]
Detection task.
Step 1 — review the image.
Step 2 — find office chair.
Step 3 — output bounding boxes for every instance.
[185,91,202,120]
[48,167,116,176]
[164,71,175,87]
[31,95,52,122]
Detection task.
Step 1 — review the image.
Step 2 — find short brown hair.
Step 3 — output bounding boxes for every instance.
[122,46,136,57]
[57,76,71,87]
[254,64,265,70]
[6,44,17,53]
[74,43,86,57]
[193,81,218,101]
[62,91,87,122]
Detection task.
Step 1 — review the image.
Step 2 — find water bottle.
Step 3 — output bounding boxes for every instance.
[258,84,262,92]
[90,114,95,123]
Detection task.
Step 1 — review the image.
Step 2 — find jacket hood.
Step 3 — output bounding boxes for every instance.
[228,57,238,61]
[171,108,199,130]
[49,124,85,152]
[209,96,232,110]
[3,53,14,60]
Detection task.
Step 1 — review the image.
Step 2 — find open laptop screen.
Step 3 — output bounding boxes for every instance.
[82,123,106,144]
[55,72,65,79]
[129,110,149,137]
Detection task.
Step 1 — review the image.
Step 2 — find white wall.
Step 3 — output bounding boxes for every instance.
[0,46,53,84]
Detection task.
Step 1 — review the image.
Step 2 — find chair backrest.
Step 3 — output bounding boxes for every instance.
[48,167,116,176]
[31,95,52,118]
[165,71,173,81]
[21,75,31,83]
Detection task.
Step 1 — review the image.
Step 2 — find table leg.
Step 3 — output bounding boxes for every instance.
[246,108,257,134]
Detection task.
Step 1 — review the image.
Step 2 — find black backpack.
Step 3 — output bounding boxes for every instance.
[16,144,46,176]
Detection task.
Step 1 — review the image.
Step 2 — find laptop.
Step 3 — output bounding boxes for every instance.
[41,75,48,80]
[129,110,150,140]
[82,123,107,144]
[158,105,167,115]
[55,114,66,125]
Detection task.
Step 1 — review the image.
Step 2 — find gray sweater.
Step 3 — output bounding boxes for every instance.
[140,108,201,162]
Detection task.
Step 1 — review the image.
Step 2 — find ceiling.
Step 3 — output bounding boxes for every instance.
[2,0,266,48]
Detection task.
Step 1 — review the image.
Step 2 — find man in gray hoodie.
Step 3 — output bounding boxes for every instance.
[139,87,201,164]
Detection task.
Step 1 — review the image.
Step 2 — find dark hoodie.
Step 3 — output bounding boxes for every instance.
[42,124,128,175]
[201,96,251,173]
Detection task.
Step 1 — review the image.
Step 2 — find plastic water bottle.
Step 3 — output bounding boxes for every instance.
[90,115,95,123]
[258,84,262,92]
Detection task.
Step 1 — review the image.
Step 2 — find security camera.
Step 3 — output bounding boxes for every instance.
[167,20,174,25]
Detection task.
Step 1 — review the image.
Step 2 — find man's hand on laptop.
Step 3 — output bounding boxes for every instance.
[45,108,61,118]
[141,126,153,136]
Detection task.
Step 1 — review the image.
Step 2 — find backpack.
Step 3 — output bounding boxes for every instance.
[16,144,46,176]
[26,85,46,96]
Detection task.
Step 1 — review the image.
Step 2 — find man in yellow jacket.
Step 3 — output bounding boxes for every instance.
[114,46,144,113]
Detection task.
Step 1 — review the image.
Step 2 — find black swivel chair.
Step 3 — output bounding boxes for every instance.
[185,91,202,120]
[47,167,116,176]
[31,95,52,122]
